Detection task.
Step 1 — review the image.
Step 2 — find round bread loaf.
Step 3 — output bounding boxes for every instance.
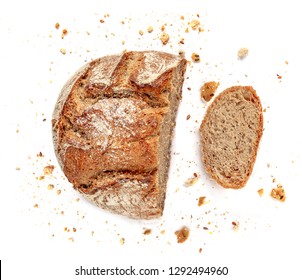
[52,51,187,219]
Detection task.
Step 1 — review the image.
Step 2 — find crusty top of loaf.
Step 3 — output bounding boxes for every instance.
[200,86,263,189]
[52,51,186,186]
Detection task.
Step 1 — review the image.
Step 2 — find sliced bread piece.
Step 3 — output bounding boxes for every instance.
[200,86,263,189]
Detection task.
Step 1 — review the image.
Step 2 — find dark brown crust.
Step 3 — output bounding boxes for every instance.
[52,51,187,219]
[200,86,263,189]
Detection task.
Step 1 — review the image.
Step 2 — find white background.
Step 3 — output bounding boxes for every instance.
[1,0,302,279]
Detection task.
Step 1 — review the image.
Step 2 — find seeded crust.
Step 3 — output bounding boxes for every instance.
[200,86,263,189]
[52,51,187,219]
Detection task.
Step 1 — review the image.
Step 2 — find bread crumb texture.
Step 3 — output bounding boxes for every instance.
[160,32,170,45]
[200,81,220,102]
[175,226,190,243]
[184,176,199,187]
[271,185,286,202]
[237,48,249,59]
[198,196,206,206]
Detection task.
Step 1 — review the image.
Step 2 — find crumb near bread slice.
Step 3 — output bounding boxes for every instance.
[200,86,263,189]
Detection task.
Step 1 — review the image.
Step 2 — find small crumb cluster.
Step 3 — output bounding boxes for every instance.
[200,81,220,102]
[175,226,190,243]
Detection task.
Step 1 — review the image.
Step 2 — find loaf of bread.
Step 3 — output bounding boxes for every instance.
[52,51,187,219]
[200,86,263,189]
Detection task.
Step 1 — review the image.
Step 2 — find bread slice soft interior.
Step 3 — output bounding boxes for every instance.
[200,86,263,189]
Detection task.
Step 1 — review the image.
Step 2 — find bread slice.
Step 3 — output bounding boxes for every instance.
[199,86,263,189]
[52,51,187,219]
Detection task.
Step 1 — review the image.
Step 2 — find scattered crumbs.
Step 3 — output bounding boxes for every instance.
[184,176,199,187]
[285,60,289,65]
[139,30,144,36]
[160,230,165,235]
[200,81,220,102]
[263,108,266,112]
[237,47,249,59]
[191,52,200,62]
[61,29,68,39]
[76,198,80,202]
[73,228,77,232]
[68,237,74,242]
[160,32,170,45]
[277,74,282,79]
[56,189,61,195]
[60,48,66,55]
[271,185,286,202]
[190,19,200,30]
[198,196,206,206]
[37,152,44,157]
[161,25,165,31]
[91,231,95,236]
[179,38,185,44]
[120,237,125,245]
[186,114,191,120]
[272,178,276,183]
[203,227,208,230]
[43,165,54,175]
[15,167,21,171]
[185,27,189,33]
[55,22,60,29]
[198,27,204,33]
[121,40,125,45]
[199,248,203,253]
[180,15,184,20]
[175,226,190,243]
[33,204,39,208]
[100,19,105,23]
[47,184,54,190]
[147,26,153,33]
[232,221,239,231]
[143,229,152,235]
[258,188,264,197]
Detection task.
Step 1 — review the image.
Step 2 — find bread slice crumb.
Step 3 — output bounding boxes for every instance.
[237,48,249,59]
[184,176,199,187]
[143,229,152,235]
[120,237,125,245]
[258,188,264,196]
[191,52,200,62]
[200,81,220,102]
[198,196,206,206]
[43,165,54,175]
[160,32,170,45]
[147,26,153,33]
[175,227,190,243]
[271,185,286,202]
[190,20,200,30]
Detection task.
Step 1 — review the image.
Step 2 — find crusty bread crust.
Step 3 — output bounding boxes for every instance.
[200,86,263,189]
[52,51,186,219]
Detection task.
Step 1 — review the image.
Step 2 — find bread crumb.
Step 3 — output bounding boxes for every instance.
[186,114,191,120]
[68,237,74,242]
[237,48,249,59]
[73,227,77,232]
[191,52,200,62]
[147,26,153,33]
[277,74,282,79]
[175,226,190,243]
[180,15,184,20]
[33,204,39,208]
[161,25,165,31]
[190,19,200,30]
[139,30,144,36]
[184,176,199,187]
[160,32,170,45]
[37,152,44,157]
[47,184,54,190]
[43,165,54,175]
[200,81,220,102]
[232,221,239,231]
[160,230,165,235]
[100,19,105,23]
[143,229,152,235]
[16,167,21,171]
[55,23,60,29]
[60,48,66,55]
[56,189,61,195]
[258,188,264,197]
[198,196,206,206]
[199,248,203,253]
[61,29,68,39]
[271,185,286,202]
[120,237,125,245]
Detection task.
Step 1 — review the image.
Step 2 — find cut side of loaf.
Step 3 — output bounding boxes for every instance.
[52,51,187,219]
[200,86,263,189]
